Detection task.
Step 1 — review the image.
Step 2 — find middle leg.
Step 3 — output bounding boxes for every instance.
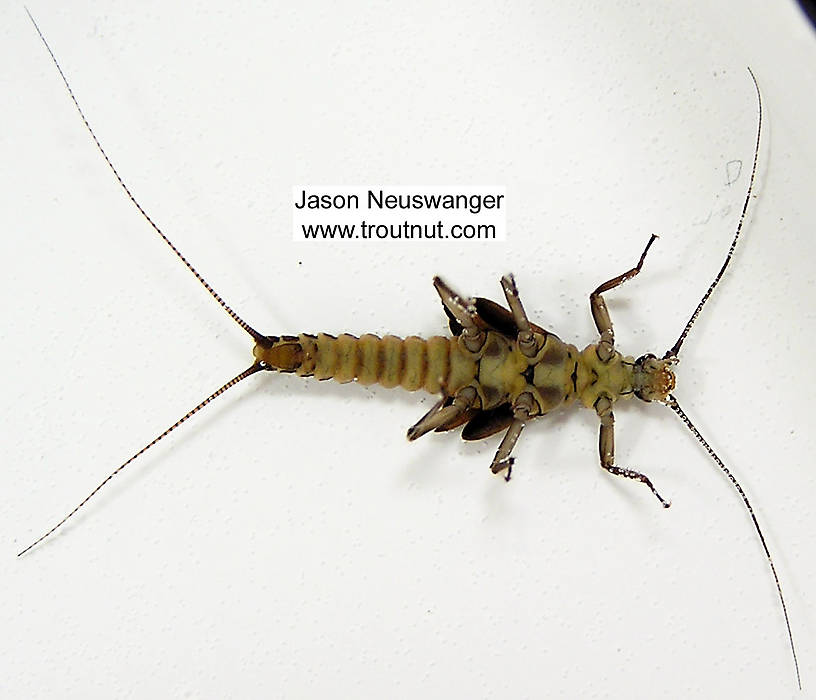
[489,392,537,481]
[500,273,539,358]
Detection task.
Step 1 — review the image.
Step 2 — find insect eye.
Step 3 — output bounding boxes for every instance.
[634,353,656,368]
[633,354,674,402]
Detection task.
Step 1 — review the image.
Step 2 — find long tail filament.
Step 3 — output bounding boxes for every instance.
[25,8,266,345]
[20,10,274,555]
[18,363,265,556]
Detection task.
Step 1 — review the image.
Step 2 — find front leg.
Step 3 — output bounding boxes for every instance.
[595,396,670,507]
[590,234,657,361]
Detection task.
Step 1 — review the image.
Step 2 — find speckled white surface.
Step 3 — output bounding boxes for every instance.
[2,2,815,697]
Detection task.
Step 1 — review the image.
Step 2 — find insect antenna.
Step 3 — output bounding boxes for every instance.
[664,394,801,690]
[25,8,267,345]
[664,67,762,360]
[17,362,266,557]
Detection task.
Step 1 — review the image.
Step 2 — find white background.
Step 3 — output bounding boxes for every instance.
[2,2,815,698]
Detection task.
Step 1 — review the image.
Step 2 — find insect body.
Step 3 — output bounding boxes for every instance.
[22,10,800,690]
[255,255,675,501]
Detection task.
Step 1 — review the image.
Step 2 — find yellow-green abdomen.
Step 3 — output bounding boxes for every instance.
[254,333,478,395]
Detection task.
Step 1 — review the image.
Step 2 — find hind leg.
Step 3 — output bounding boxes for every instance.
[433,277,485,353]
[407,387,478,441]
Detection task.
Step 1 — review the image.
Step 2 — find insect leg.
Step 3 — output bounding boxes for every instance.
[489,393,536,481]
[433,277,485,353]
[595,396,670,507]
[590,234,658,361]
[500,274,538,357]
[407,387,478,441]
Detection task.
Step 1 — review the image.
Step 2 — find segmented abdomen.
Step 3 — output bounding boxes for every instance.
[254,333,478,395]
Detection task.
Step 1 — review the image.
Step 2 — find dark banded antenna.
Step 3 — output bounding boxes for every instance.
[665,67,762,360]
[665,394,801,690]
